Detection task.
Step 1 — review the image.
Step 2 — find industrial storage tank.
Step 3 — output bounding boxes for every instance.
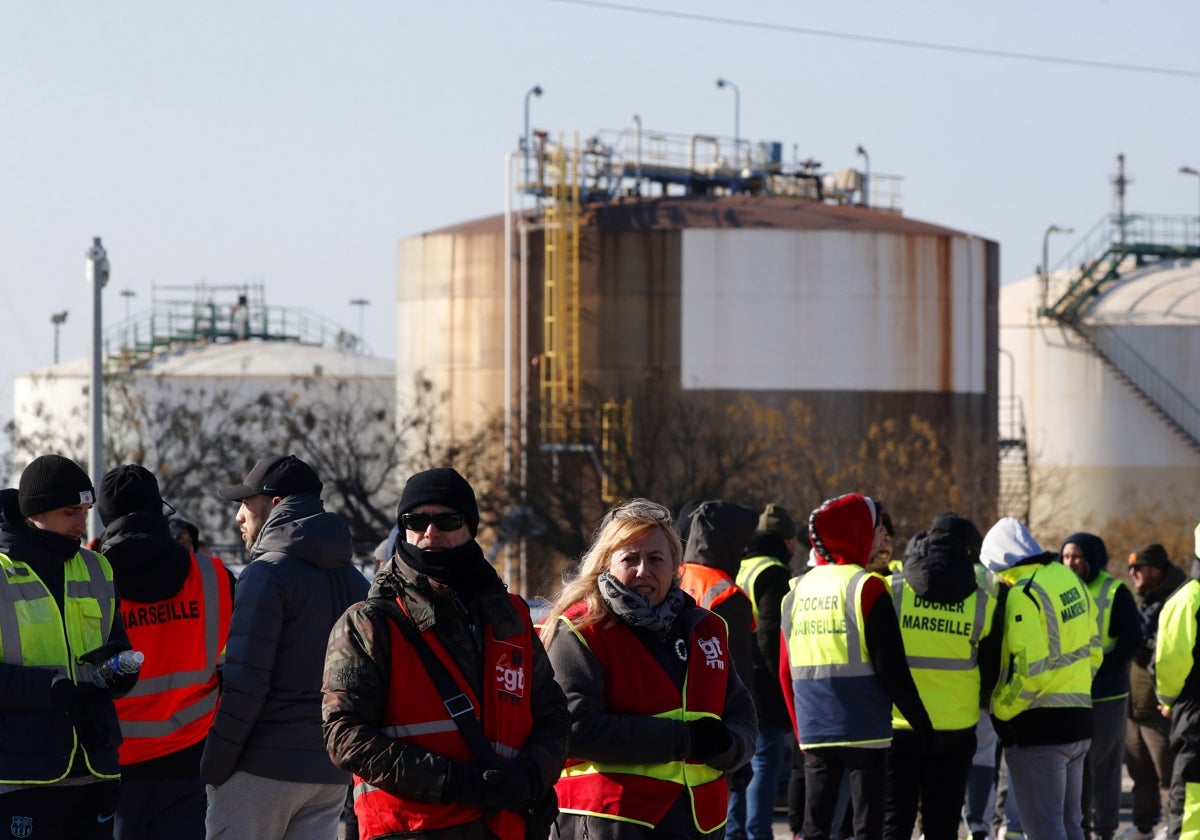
[398,185,999,535]
[11,285,396,553]
[999,223,1200,538]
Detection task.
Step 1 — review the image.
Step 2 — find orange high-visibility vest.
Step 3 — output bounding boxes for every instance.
[115,552,231,765]
[353,595,536,839]
[555,602,731,833]
[679,563,756,630]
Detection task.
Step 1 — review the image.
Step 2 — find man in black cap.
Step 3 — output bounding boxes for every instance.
[97,464,235,840]
[0,454,138,838]
[322,466,570,840]
[202,454,369,840]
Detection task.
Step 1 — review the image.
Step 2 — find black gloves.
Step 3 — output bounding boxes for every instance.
[687,717,733,764]
[481,758,541,811]
[71,684,113,751]
[48,676,116,751]
[442,758,542,812]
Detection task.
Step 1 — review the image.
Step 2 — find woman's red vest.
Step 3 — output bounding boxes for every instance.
[353,594,536,839]
[115,552,232,765]
[555,602,731,833]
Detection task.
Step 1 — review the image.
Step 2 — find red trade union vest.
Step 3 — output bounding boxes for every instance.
[679,564,756,630]
[555,602,731,833]
[353,595,536,839]
[115,552,231,765]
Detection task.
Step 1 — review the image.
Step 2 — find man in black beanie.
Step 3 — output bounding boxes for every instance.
[202,454,369,840]
[0,454,137,838]
[97,464,236,840]
[323,466,570,839]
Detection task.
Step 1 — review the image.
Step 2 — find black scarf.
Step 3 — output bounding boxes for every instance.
[396,538,502,600]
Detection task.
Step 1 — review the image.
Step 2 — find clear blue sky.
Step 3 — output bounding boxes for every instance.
[4,0,1199,440]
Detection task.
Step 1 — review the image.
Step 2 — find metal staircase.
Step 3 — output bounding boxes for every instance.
[1039,212,1200,457]
[997,395,1031,522]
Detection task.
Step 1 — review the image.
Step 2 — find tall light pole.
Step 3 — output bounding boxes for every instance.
[85,237,109,542]
[523,84,543,189]
[715,77,740,167]
[1178,165,1200,243]
[50,311,68,364]
[856,145,871,208]
[120,288,136,347]
[349,298,369,352]
[1041,224,1074,312]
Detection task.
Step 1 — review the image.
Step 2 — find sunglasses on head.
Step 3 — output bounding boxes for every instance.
[401,512,466,532]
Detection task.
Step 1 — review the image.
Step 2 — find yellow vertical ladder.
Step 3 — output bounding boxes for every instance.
[540,133,582,448]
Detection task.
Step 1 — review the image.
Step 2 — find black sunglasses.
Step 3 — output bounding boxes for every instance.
[402,512,466,532]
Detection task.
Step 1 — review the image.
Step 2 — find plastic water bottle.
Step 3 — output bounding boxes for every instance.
[91,650,144,688]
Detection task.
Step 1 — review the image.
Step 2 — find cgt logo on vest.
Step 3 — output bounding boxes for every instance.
[698,636,725,670]
[494,641,526,701]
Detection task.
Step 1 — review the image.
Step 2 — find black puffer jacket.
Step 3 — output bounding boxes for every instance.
[200,493,368,786]
[102,509,236,779]
[0,487,132,782]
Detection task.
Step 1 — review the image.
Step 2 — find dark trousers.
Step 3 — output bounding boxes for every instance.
[882,727,976,840]
[788,740,806,833]
[115,775,205,840]
[0,780,120,840]
[1169,734,1200,840]
[1127,715,1174,832]
[804,746,886,840]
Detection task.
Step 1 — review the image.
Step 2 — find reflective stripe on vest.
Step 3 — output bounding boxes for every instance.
[1087,572,1119,654]
[992,563,1097,721]
[679,564,752,629]
[353,595,535,839]
[116,553,231,761]
[554,603,730,834]
[0,548,119,782]
[782,564,892,748]
[736,555,787,624]
[889,575,993,730]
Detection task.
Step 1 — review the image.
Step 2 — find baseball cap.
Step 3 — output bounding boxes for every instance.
[219,455,322,501]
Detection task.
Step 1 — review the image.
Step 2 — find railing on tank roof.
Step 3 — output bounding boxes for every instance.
[1044,213,1200,315]
[542,126,904,211]
[103,299,368,364]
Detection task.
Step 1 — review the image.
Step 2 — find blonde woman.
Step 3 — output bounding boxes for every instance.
[542,499,757,839]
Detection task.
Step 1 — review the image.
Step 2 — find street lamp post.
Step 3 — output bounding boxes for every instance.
[120,288,135,347]
[50,311,68,364]
[523,84,543,189]
[856,145,871,207]
[350,298,369,353]
[1177,165,1200,243]
[1041,224,1074,312]
[85,237,109,542]
[715,77,740,167]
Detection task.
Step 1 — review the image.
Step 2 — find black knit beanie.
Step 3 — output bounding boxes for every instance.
[98,464,164,527]
[18,455,95,517]
[396,467,480,536]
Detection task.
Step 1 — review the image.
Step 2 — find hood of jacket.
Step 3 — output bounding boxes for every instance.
[100,510,192,603]
[249,493,353,570]
[809,494,874,567]
[0,487,82,569]
[981,517,1048,573]
[901,530,977,603]
[682,500,758,576]
[1060,531,1107,583]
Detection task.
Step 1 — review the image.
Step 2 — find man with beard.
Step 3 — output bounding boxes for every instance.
[322,467,570,840]
[202,454,369,840]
